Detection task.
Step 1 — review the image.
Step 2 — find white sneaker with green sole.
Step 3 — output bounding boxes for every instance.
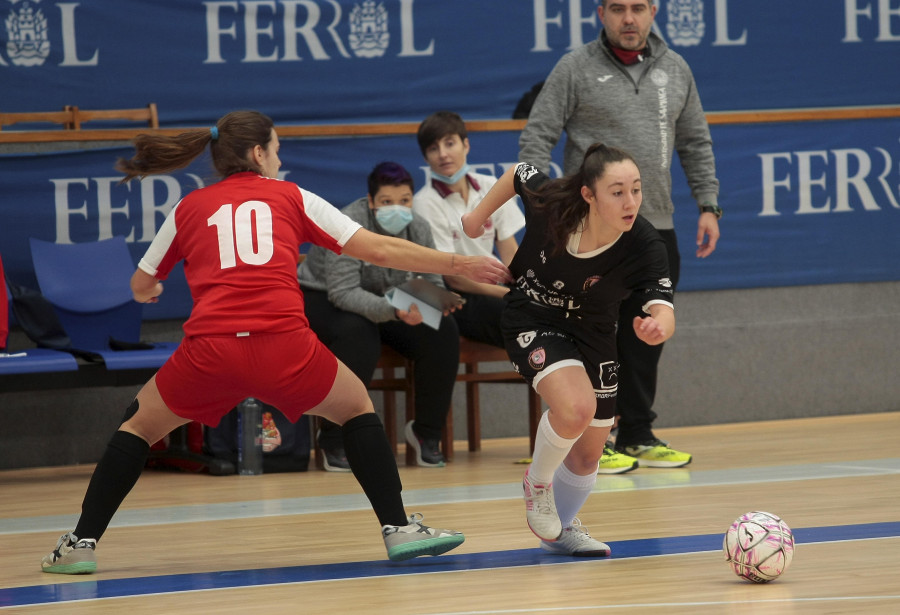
[382,513,464,561]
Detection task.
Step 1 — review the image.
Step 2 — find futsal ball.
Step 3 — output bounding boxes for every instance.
[723,511,794,583]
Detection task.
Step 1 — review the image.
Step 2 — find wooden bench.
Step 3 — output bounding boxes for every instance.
[313,337,541,469]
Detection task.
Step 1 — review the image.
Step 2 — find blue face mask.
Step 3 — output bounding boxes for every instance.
[430,163,470,185]
[374,204,414,235]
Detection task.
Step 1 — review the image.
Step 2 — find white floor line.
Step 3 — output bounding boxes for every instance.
[2,458,898,535]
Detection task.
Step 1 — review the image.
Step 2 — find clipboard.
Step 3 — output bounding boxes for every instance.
[385,278,465,330]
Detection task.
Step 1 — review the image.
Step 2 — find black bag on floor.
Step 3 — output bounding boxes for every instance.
[204,402,311,473]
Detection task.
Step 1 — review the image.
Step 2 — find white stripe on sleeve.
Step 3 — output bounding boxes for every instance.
[138,201,180,276]
[299,188,362,246]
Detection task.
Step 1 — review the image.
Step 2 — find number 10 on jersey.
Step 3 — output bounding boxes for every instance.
[207,201,274,269]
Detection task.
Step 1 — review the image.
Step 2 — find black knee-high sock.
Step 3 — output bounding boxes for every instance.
[73,430,150,542]
[341,413,407,527]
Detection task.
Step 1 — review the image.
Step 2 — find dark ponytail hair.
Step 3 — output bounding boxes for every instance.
[525,142,638,255]
[116,110,274,182]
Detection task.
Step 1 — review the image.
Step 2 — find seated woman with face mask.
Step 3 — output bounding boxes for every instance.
[298,162,461,471]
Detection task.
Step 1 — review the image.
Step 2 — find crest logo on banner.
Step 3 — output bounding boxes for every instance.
[349,1,389,58]
[5,0,50,66]
[665,0,705,46]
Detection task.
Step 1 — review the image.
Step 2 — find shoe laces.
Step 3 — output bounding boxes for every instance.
[567,518,591,537]
[602,442,618,456]
[524,476,554,514]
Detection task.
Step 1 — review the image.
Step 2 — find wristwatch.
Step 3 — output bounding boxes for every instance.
[699,204,722,219]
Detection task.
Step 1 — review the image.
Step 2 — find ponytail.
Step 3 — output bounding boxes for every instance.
[116,110,274,182]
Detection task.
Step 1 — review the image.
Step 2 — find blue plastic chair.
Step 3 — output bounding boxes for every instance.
[29,236,178,370]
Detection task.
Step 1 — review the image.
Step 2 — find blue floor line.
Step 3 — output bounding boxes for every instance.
[2,522,898,608]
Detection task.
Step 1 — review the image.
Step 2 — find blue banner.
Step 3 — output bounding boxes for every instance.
[672,117,900,290]
[1,1,898,126]
[2,117,898,319]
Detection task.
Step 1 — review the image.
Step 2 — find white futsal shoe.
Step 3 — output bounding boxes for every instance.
[540,519,611,557]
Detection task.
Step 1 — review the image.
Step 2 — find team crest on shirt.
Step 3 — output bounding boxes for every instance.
[650,68,669,87]
[665,0,705,47]
[516,163,539,184]
[528,347,546,370]
[517,330,537,348]
[659,277,673,288]
[583,275,602,290]
[349,1,389,58]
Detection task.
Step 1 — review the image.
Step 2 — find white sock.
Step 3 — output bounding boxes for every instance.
[553,462,598,527]
[528,411,579,485]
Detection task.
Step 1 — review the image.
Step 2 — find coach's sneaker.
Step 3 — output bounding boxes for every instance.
[522,469,562,541]
[617,438,692,468]
[540,519,611,557]
[597,442,638,475]
[404,421,445,467]
[382,513,464,561]
[41,532,97,574]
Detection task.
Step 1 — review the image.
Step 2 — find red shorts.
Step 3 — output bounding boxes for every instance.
[155,328,338,427]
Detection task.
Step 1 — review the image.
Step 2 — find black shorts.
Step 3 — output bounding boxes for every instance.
[501,304,618,422]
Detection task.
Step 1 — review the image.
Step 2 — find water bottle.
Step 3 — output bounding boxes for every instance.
[237,397,263,475]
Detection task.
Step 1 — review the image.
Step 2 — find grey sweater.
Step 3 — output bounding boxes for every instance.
[519,31,719,230]
[297,197,445,323]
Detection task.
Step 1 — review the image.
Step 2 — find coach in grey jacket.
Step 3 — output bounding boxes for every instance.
[299,162,459,470]
[518,0,720,469]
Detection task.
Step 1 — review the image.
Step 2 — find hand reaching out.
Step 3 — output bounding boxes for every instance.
[454,254,512,286]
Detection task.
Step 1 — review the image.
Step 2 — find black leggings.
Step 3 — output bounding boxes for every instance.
[303,289,460,446]
[614,229,681,446]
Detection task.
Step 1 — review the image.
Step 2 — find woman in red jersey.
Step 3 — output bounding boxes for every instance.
[41,110,510,575]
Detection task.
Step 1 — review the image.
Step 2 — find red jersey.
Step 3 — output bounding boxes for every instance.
[139,172,361,337]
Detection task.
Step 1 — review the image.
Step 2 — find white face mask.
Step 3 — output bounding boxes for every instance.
[374,204,414,235]
[430,163,470,185]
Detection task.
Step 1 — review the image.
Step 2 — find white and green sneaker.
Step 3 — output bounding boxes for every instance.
[617,438,692,468]
[41,532,97,574]
[597,442,638,474]
[540,519,611,557]
[382,513,465,561]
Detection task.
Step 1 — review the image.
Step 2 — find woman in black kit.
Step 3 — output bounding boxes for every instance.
[462,143,675,557]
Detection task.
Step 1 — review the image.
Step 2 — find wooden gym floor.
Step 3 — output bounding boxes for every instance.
[1,412,899,614]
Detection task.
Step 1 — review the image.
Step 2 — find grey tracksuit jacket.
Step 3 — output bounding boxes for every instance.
[519,31,719,230]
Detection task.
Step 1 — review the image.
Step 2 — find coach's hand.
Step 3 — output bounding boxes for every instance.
[696,213,720,258]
